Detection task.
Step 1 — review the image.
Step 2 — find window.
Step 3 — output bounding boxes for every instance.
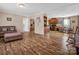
[64,18,71,28]
[23,17,30,32]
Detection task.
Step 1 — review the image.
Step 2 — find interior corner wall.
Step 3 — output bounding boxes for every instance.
[0,12,23,32]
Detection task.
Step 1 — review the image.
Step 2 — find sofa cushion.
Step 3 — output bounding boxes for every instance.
[2,27,8,32]
[4,32,21,38]
[8,26,17,33]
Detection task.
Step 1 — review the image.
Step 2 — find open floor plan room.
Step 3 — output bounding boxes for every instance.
[0,3,79,55]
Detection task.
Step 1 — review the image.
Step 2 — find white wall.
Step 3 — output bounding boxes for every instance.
[0,12,23,32]
[29,13,44,35]
[71,16,78,33]
[35,15,44,35]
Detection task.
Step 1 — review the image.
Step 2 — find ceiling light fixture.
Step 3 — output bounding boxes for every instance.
[18,3,25,8]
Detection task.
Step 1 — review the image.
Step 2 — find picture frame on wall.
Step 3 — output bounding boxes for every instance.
[7,17,12,21]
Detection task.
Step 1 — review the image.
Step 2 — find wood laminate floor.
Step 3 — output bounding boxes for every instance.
[0,31,76,55]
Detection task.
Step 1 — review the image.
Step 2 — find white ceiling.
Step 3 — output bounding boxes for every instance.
[0,3,79,17]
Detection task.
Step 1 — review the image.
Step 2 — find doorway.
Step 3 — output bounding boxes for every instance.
[30,18,35,33]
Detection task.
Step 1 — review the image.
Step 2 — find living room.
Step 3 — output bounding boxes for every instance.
[0,3,79,55]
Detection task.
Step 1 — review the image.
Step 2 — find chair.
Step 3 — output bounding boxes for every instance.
[67,26,78,43]
[66,26,78,54]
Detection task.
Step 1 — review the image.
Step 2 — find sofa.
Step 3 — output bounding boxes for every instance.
[0,26,23,42]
